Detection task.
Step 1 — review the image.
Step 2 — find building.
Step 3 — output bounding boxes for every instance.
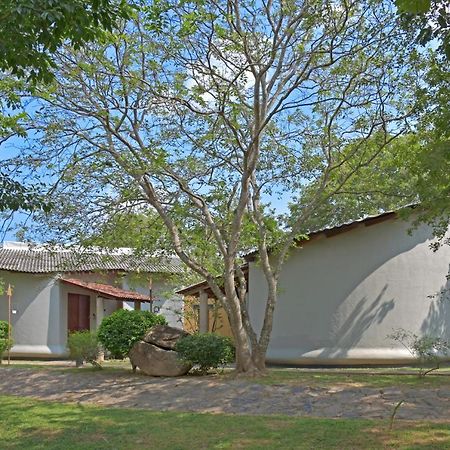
[177,211,450,365]
[0,242,184,358]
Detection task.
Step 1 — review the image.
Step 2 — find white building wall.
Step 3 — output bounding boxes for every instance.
[0,270,165,358]
[122,274,183,328]
[0,271,66,357]
[248,218,450,365]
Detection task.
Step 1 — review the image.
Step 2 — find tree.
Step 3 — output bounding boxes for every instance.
[0,0,131,82]
[401,54,450,244]
[0,174,51,213]
[0,78,51,237]
[12,2,418,374]
[395,0,450,58]
[0,0,132,216]
[288,134,421,231]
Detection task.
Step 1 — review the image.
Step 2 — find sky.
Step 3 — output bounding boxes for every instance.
[1,125,294,244]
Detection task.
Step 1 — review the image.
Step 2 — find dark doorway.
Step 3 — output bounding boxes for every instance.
[68,293,91,332]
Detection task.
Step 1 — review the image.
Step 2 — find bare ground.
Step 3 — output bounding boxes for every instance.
[0,367,449,421]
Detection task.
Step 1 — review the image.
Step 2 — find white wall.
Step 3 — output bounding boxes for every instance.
[248,218,450,365]
[0,270,157,358]
[122,274,183,328]
[0,271,66,357]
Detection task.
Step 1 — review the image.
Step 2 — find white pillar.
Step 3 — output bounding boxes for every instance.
[96,296,104,330]
[96,296,105,362]
[199,290,209,333]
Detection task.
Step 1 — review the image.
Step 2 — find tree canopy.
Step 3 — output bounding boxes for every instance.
[6,0,423,374]
[0,0,131,82]
[396,0,450,58]
[0,0,131,219]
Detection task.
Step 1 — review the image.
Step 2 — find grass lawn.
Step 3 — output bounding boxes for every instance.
[257,369,450,388]
[0,395,449,449]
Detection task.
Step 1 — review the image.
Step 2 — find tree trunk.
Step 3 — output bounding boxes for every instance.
[227,302,267,376]
[234,335,267,376]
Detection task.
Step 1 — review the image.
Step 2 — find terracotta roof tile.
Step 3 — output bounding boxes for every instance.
[61,278,150,301]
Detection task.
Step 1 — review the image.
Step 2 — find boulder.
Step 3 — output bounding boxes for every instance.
[143,324,190,350]
[129,341,192,377]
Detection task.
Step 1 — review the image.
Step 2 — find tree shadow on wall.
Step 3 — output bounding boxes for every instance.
[421,269,450,342]
[318,284,395,359]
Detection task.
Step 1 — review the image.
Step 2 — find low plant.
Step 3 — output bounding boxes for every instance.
[388,328,450,376]
[67,330,101,368]
[0,321,12,363]
[97,309,167,359]
[175,333,235,375]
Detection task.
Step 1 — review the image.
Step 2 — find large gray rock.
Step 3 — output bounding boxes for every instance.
[143,324,190,350]
[129,341,192,377]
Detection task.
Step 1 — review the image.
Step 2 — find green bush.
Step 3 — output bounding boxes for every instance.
[0,320,12,363]
[175,333,235,375]
[67,330,101,368]
[388,328,450,376]
[97,309,167,358]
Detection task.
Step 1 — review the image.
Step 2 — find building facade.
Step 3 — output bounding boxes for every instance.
[0,242,184,358]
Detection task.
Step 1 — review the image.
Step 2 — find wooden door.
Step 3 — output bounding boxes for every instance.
[68,293,91,333]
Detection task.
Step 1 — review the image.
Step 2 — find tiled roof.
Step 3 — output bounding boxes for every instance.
[0,247,183,274]
[61,278,150,301]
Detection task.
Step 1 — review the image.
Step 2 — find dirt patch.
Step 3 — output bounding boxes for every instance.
[0,368,449,421]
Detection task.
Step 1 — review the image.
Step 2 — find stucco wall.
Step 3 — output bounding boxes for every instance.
[122,274,183,328]
[248,218,450,365]
[0,271,66,357]
[0,269,179,358]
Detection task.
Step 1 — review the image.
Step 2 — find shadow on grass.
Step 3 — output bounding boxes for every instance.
[1,395,449,450]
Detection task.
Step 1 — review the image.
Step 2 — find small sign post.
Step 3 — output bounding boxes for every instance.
[6,284,13,365]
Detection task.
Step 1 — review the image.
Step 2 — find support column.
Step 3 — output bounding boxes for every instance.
[199,290,209,333]
[134,301,141,311]
[96,296,104,330]
[96,296,105,362]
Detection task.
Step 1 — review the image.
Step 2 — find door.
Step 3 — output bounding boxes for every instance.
[68,293,91,332]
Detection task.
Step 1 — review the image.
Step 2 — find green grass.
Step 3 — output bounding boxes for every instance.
[0,395,449,449]
[256,369,450,388]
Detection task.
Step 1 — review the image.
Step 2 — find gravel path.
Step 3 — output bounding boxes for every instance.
[0,368,449,420]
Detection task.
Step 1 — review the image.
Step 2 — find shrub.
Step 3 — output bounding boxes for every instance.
[67,330,101,368]
[388,328,450,376]
[0,320,12,363]
[175,333,235,375]
[97,309,167,358]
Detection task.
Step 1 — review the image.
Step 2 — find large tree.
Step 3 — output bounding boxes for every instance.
[395,0,450,58]
[402,54,450,243]
[0,0,131,82]
[13,1,419,374]
[0,0,132,218]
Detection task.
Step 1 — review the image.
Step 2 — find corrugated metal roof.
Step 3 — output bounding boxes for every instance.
[0,247,183,274]
[61,278,151,301]
[243,207,415,260]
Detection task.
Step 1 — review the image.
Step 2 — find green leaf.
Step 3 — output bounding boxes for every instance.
[395,0,431,14]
